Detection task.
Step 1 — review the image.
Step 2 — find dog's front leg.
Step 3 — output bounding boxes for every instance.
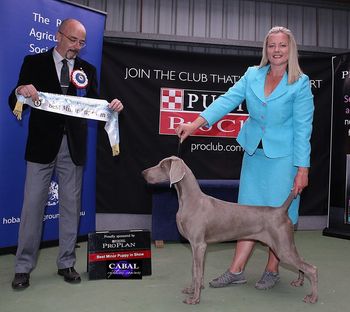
[183,242,207,305]
[182,255,204,295]
[182,260,195,295]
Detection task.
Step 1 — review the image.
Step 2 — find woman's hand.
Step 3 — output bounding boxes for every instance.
[175,116,207,143]
[293,167,309,196]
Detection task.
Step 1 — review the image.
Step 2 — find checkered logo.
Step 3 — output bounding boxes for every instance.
[160,88,183,110]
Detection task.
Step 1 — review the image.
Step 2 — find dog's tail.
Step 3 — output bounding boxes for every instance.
[280,191,296,211]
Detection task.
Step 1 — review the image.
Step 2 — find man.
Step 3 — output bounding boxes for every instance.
[8,19,123,290]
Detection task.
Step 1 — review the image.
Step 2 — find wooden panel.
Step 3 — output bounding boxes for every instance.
[158,0,175,35]
[225,0,240,40]
[287,5,304,45]
[87,0,106,11]
[192,0,208,37]
[68,0,350,52]
[271,3,288,28]
[239,0,256,41]
[175,0,191,36]
[141,0,157,33]
[302,7,317,46]
[333,10,349,49]
[208,0,224,38]
[105,0,124,32]
[317,8,333,47]
[256,1,272,42]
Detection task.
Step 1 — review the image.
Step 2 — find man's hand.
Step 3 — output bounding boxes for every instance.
[109,98,123,112]
[16,84,39,102]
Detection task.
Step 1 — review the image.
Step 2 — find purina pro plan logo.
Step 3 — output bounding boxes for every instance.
[159,87,248,138]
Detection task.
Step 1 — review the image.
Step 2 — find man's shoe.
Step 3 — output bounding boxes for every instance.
[12,273,30,290]
[209,270,247,288]
[255,271,280,290]
[57,267,81,284]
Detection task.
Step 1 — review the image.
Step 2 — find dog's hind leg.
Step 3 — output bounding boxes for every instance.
[291,269,304,287]
[296,261,318,303]
[278,250,318,304]
[183,241,207,305]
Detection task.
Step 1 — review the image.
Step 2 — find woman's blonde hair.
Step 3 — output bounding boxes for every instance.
[259,26,302,84]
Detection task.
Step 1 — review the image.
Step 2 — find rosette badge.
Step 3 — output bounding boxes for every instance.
[71,69,88,96]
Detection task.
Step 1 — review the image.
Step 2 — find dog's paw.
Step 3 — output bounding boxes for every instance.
[303,294,318,304]
[182,286,194,294]
[182,285,204,294]
[183,296,200,305]
[291,278,304,287]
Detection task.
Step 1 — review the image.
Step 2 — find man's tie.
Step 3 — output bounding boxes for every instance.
[60,59,70,94]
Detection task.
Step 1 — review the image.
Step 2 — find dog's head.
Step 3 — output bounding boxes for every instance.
[142,156,186,187]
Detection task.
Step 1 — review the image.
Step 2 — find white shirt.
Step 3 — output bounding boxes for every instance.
[53,48,74,83]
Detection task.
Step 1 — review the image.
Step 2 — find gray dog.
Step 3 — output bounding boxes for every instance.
[142,156,318,304]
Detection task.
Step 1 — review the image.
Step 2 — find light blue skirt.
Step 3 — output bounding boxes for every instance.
[238,149,300,224]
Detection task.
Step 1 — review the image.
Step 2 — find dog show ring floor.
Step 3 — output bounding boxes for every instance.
[0,231,348,312]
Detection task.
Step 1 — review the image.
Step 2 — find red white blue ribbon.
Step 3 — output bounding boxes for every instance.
[71,69,88,97]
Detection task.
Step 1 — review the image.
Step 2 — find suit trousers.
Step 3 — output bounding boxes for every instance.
[15,135,83,273]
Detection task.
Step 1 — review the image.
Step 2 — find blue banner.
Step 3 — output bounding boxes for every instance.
[0,0,106,249]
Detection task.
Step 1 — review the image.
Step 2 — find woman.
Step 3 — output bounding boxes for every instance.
[175,26,314,290]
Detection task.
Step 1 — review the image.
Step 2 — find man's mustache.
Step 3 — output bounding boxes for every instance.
[68,49,79,54]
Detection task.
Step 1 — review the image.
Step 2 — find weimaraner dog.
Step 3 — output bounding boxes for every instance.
[142,156,318,305]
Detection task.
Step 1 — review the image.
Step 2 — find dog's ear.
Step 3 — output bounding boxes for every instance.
[169,158,185,187]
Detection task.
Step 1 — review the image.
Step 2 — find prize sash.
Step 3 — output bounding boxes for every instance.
[14,92,120,156]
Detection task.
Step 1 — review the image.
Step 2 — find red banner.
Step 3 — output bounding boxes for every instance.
[89,250,152,262]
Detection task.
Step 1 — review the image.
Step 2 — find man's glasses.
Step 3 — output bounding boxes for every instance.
[59,31,86,48]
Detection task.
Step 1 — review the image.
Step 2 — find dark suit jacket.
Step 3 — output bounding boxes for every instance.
[9,48,99,165]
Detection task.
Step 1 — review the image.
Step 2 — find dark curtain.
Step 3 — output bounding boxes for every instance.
[97,41,331,217]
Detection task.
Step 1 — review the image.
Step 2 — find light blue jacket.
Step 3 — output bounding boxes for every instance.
[200,65,314,168]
